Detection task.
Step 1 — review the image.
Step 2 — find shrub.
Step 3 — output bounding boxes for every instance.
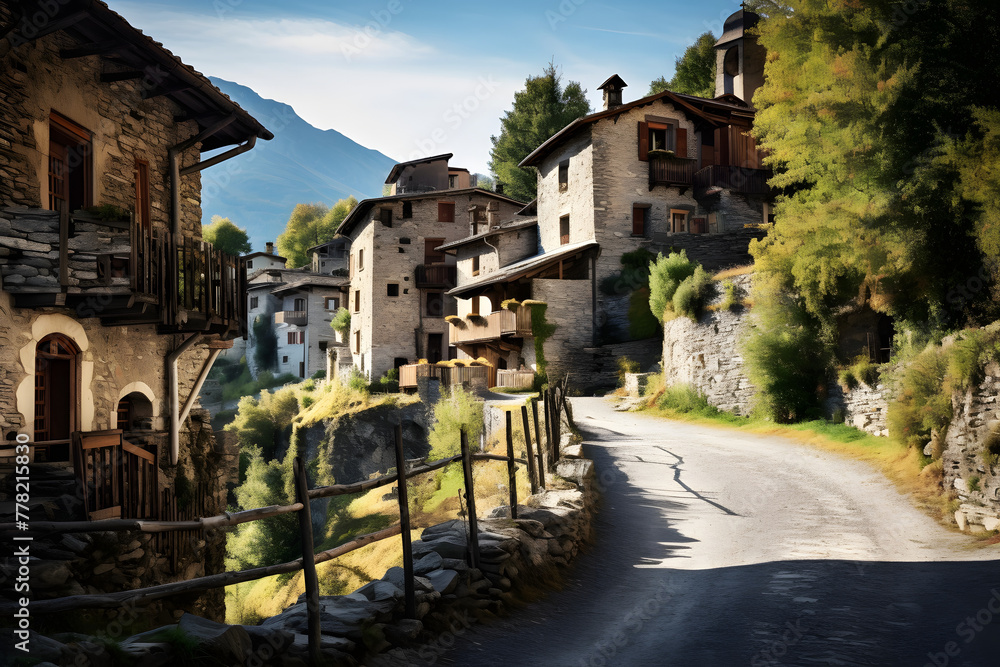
[617,356,640,386]
[311,369,326,380]
[300,395,314,409]
[225,387,299,460]
[720,279,742,311]
[981,427,1000,470]
[302,379,316,392]
[648,251,697,321]
[886,344,951,450]
[968,475,981,493]
[330,307,351,338]
[628,287,659,339]
[839,356,881,391]
[226,448,300,570]
[671,266,714,320]
[369,368,399,394]
[347,367,369,393]
[656,384,720,417]
[428,387,484,459]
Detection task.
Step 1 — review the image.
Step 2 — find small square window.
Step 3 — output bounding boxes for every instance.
[250,296,259,309]
[387,283,399,297]
[379,208,392,226]
[438,202,455,223]
[402,202,412,219]
[283,355,288,363]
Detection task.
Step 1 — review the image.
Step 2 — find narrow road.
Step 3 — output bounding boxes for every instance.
[438,397,1000,667]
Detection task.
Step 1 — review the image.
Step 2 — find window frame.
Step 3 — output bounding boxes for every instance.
[558,160,569,192]
[632,204,650,237]
[387,283,399,297]
[559,215,570,245]
[471,255,480,277]
[437,201,456,223]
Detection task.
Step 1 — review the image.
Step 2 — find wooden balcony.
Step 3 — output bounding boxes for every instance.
[399,363,489,389]
[649,155,697,190]
[448,305,533,345]
[274,310,307,325]
[0,209,246,339]
[694,165,773,197]
[415,264,457,288]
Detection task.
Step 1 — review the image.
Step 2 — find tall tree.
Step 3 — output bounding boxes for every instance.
[489,64,590,203]
[276,196,357,268]
[203,215,251,256]
[648,32,717,98]
[744,0,1000,417]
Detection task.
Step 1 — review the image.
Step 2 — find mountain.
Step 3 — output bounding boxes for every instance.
[201,77,397,250]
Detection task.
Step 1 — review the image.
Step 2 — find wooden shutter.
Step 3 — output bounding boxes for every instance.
[438,202,455,222]
[676,128,688,158]
[632,206,645,236]
[638,121,649,161]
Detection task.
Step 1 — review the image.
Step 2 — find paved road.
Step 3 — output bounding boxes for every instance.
[437,397,1000,667]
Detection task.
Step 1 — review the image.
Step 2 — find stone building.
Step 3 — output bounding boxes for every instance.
[335,154,525,381]
[445,9,772,390]
[308,236,350,275]
[0,0,270,617]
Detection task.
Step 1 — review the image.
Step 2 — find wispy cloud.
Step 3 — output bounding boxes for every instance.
[572,25,678,40]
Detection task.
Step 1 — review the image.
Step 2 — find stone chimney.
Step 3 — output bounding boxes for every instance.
[265,241,274,255]
[598,74,627,111]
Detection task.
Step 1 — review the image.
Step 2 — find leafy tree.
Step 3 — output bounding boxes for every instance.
[473,173,495,191]
[277,197,358,268]
[251,314,278,374]
[203,215,251,256]
[648,32,717,98]
[427,387,484,459]
[489,64,590,203]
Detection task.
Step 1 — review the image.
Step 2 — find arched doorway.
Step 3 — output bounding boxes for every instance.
[117,392,154,432]
[34,333,79,462]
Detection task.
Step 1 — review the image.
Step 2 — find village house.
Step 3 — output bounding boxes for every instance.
[444,8,772,390]
[308,236,350,275]
[335,154,526,383]
[0,0,270,615]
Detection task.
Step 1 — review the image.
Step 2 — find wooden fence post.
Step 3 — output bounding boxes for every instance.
[552,383,561,466]
[521,405,538,495]
[393,425,416,619]
[459,429,480,569]
[293,457,321,666]
[531,398,544,488]
[505,411,518,519]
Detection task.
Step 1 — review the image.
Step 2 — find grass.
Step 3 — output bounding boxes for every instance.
[638,382,957,525]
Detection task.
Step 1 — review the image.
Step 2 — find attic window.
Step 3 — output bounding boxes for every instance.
[402,201,412,219]
[379,208,392,227]
[558,160,569,192]
[438,201,455,223]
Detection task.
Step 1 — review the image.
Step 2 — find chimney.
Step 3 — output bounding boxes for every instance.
[265,241,274,255]
[598,74,627,111]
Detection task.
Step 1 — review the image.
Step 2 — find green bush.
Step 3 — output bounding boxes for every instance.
[226,448,300,570]
[311,369,326,380]
[886,344,951,450]
[671,266,714,320]
[225,387,299,460]
[969,475,981,493]
[617,356,640,386]
[330,308,351,338]
[839,356,881,391]
[302,379,316,392]
[648,251,697,321]
[720,279,742,311]
[428,387,484,459]
[300,395,314,408]
[656,384,721,417]
[982,427,1000,470]
[945,328,1000,393]
[628,287,660,339]
[347,367,368,393]
[369,368,399,394]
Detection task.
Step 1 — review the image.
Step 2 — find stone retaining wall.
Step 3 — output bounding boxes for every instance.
[825,381,890,437]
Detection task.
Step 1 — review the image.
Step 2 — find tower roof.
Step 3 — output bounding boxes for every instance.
[598,74,628,91]
[716,9,760,48]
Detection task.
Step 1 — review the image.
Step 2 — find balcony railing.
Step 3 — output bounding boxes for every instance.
[399,363,490,389]
[0,209,246,339]
[448,305,534,345]
[415,264,457,288]
[648,156,697,190]
[694,165,773,197]
[274,310,307,326]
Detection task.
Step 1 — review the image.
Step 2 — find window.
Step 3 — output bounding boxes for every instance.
[250,296,259,309]
[559,216,570,245]
[427,333,444,364]
[438,201,455,222]
[558,160,569,192]
[354,330,361,354]
[424,238,446,265]
[379,207,392,227]
[324,297,339,310]
[426,291,444,317]
[402,201,412,219]
[632,205,649,236]
[246,260,254,270]
[33,334,79,459]
[448,174,457,189]
[353,290,360,312]
[134,159,150,234]
[470,296,480,316]
[349,254,353,278]
[48,111,92,216]
[293,297,305,311]
[287,332,296,344]
[638,120,688,161]
[670,209,689,233]
[471,255,480,277]
[387,283,399,297]
[283,355,289,363]
[690,217,706,234]
[358,249,364,270]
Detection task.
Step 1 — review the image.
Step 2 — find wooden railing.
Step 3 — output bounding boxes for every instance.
[693,165,773,196]
[497,370,535,390]
[649,156,697,189]
[415,264,457,288]
[71,429,159,521]
[398,363,490,389]
[449,306,534,345]
[274,310,308,325]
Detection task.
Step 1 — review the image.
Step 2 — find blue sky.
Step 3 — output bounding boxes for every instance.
[106,0,746,176]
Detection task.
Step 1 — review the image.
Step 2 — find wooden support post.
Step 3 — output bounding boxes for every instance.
[505,411,518,519]
[393,424,416,619]
[293,457,321,666]
[552,384,561,466]
[531,399,545,489]
[521,405,538,495]
[459,429,480,569]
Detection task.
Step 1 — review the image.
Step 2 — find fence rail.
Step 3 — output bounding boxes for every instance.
[0,381,571,661]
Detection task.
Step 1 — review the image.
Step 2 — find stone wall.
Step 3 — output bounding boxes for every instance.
[943,363,1000,528]
[532,278,593,383]
[654,225,764,272]
[825,381,890,437]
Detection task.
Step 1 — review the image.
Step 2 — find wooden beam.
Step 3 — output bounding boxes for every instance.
[142,83,194,99]
[60,42,121,59]
[100,70,143,83]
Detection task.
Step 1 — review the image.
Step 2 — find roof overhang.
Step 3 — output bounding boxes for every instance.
[448,241,600,298]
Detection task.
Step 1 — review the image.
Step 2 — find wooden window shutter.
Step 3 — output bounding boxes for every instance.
[676,128,688,158]
[632,206,645,236]
[638,121,649,161]
[438,202,455,223]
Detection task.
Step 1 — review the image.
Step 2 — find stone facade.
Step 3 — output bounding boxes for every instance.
[825,381,890,437]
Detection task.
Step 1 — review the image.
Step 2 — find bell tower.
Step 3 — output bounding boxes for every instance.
[714,8,765,105]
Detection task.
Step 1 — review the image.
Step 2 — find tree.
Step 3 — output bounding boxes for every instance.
[489,64,590,203]
[277,196,358,268]
[648,32,717,98]
[203,215,251,256]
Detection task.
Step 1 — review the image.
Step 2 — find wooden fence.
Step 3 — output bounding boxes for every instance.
[0,381,570,661]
